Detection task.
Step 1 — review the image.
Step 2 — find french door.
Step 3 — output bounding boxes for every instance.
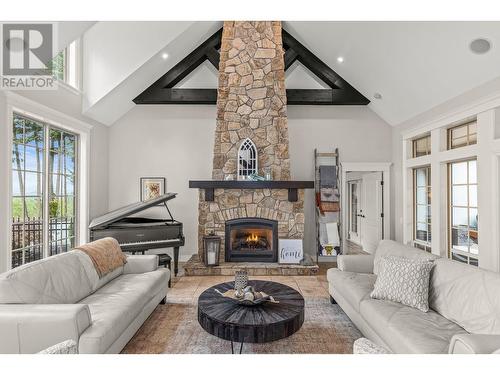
[11,113,78,268]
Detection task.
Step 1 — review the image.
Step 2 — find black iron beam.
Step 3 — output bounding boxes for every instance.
[134,88,217,104]
[205,47,221,70]
[134,27,370,106]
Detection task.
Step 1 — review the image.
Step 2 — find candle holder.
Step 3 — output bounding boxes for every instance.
[203,232,221,267]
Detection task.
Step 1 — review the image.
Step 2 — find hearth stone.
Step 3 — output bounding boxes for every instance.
[183,255,319,276]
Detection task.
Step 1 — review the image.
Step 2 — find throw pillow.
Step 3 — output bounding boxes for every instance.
[370,255,435,312]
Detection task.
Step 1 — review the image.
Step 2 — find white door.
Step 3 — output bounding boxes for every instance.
[360,172,383,254]
[348,180,362,244]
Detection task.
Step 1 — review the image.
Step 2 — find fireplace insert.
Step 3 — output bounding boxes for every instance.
[225,218,278,262]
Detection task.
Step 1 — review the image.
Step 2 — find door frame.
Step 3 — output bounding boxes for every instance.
[341,162,392,252]
[347,179,362,245]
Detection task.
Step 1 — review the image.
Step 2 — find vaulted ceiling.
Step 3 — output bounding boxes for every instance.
[78,21,500,126]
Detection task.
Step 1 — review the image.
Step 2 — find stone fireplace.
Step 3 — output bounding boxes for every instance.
[187,21,317,275]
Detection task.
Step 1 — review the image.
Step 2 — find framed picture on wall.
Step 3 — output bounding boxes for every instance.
[140,177,166,202]
[278,239,303,264]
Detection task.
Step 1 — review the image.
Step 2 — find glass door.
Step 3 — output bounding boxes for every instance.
[11,113,78,269]
[348,180,361,244]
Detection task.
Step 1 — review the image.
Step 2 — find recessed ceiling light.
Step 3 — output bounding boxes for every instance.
[337,56,344,63]
[373,92,382,99]
[470,38,492,54]
[161,52,169,60]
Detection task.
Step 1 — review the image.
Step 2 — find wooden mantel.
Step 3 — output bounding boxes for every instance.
[188,180,314,202]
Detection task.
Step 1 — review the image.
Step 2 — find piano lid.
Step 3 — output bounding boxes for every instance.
[89,193,177,230]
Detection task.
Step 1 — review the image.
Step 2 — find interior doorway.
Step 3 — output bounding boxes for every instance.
[342,163,391,254]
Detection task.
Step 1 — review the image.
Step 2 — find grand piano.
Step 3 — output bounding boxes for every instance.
[89,193,184,276]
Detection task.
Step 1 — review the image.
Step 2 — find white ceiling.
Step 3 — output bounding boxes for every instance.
[80,21,500,126]
[283,21,500,125]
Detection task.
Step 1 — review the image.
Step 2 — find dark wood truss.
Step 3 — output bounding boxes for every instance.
[133,27,369,105]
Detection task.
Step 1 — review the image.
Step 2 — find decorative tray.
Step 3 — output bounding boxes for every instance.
[214,286,279,306]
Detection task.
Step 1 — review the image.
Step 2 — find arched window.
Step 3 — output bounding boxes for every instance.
[238,138,257,180]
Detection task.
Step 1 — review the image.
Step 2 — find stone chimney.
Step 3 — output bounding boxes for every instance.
[212,21,290,181]
[193,21,306,270]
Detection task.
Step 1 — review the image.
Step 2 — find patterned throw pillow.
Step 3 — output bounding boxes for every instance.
[370,255,435,312]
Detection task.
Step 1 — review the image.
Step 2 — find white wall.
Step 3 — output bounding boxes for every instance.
[108,105,393,261]
[82,22,193,109]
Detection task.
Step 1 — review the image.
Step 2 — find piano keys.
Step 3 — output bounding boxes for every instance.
[89,193,184,276]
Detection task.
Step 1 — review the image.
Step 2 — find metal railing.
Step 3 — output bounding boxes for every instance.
[11,217,75,269]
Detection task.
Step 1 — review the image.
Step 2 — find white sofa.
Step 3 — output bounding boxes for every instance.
[328,240,500,354]
[0,250,169,354]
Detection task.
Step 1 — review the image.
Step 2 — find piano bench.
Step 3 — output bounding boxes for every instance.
[158,254,172,287]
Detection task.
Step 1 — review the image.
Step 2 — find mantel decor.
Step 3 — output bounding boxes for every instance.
[189,180,314,202]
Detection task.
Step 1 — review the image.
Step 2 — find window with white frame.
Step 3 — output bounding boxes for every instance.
[237,138,257,180]
[11,113,78,268]
[448,159,478,266]
[447,121,477,150]
[49,40,80,89]
[412,135,431,158]
[413,166,431,252]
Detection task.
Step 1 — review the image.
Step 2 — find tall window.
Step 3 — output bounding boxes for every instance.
[413,166,431,252]
[412,135,431,158]
[12,116,44,267]
[447,121,477,149]
[11,113,78,268]
[448,160,478,266]
[49,40,80,89]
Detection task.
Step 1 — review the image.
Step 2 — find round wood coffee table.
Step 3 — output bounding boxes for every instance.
[198,280,305,353]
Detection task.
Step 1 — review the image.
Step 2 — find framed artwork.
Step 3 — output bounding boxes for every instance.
[278,239,303,264]
[140,177,166,202]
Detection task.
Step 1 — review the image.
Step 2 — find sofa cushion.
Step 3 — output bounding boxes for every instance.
[77,269,169,353]
[371,256,434,312]
[373,240,438,275]
[327,268,377,312]
[360,298,467,353]
[430,258,500,334]
[0,251,98,304]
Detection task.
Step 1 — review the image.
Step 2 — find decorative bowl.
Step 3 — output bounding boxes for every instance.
[213,288,279,306]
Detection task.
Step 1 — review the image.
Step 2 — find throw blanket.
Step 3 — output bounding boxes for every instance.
[319,165,337,188]
[76,237,127,278]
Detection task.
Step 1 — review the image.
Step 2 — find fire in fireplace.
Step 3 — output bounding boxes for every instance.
[225,218,278,262]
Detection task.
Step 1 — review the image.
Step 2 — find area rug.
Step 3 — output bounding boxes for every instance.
[122,276,362,354]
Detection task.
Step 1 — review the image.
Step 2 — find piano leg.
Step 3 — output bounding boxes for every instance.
[174,246,180,277]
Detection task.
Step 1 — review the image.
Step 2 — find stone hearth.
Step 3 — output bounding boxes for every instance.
[183,255,319,276]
